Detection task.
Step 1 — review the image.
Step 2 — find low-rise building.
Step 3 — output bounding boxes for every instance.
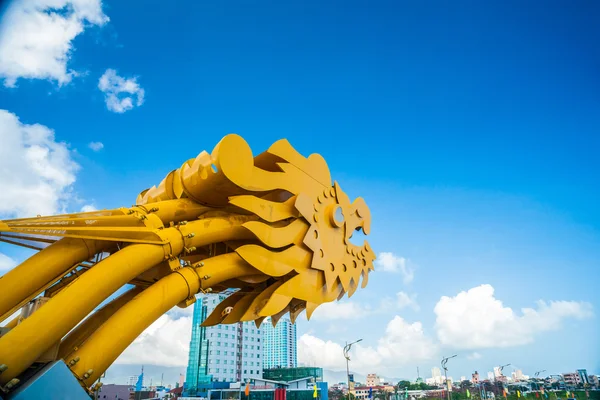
[366,374,380,387]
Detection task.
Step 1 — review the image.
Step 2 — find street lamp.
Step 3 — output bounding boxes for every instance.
[344,339,362,399]
[441,355,457,400]
[533,370,546,391]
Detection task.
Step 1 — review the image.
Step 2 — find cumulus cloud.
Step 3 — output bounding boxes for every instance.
[81,204,97,212]
[98,69,145,113]
[0,253,17,272]
[310,300,370,320]
[467,352,482,360]
[395,291,419,311]
[434,284,594,349]
[375,252,415,284]
[0,0,109,87]
[116,313,192,367]
[0,110,80,218]
[312,292,419,321]
[88,141,104,151]
[299,316,437,375]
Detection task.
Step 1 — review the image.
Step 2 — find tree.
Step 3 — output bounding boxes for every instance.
[398,381,412,390]
[461,381,473,389]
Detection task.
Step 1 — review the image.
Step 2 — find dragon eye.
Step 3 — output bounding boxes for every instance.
[333,206,344,225]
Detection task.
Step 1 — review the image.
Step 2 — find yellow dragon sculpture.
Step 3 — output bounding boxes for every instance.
[0,134,374,395]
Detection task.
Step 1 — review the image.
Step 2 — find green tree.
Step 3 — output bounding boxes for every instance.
[397,381,411,390]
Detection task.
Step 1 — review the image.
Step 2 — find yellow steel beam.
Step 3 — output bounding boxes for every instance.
[58,286,144,360]
[0,238,112,323]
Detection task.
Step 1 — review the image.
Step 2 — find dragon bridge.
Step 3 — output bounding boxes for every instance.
[0,134,374,397]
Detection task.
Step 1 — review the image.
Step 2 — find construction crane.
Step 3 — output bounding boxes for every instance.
[0,134,375,399]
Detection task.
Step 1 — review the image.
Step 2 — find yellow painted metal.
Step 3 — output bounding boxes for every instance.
[68,268,201,386]
[57,286,144,360]
[0,238,111,323]
[0,134,375,391]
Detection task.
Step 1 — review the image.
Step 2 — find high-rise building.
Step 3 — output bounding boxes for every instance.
[471,371,479,384]
[262,315,297,369]
[186,293,263,393]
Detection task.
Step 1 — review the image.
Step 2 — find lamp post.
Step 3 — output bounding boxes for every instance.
[441,355,457,400]
[344,339,362,400]
[534,371,547,392]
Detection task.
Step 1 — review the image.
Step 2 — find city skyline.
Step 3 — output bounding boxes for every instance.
[0,0,598,383]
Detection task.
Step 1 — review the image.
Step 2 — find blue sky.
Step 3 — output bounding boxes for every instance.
[0,0,598,383]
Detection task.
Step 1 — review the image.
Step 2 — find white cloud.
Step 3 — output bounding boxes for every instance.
[310,300,370,320]
[375,252,414,284]
[98,69,145,113]
[313,292,419,321]
[467,352,482,360]
[116,313,192,367]
[0,110,80,217]
[0,0,108,87]
[0,253,17,272]
[298,316,437,375]
[88,141,104,151]
[434,284,594,349]
[81,204,97,212]
[395,291,419,311]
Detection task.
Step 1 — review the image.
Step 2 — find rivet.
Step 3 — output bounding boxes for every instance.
[187,233,196,238]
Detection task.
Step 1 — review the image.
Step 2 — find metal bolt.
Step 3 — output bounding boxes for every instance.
[203,275,211,280]
[0,364,7,373]
[150,207,159,212]
[5,378,19,390]
[206,288,213,292]
[180,221,188,225]
[69,356,80,366]
[187,233,195,238]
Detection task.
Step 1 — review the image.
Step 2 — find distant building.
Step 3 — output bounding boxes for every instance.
[366,374,380,387]
[563,373,578,386]
[577,369,589,385]
[185,293,263,394]
[262,315,297,369]
[472,371,480,384]
[494,367,502,378]
[589,375,599,388]
[97,384,130,400]
[512,370,524,381]
[487,372,494,381]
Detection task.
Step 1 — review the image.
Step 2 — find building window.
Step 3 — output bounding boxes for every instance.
[216,368,220,373]
[224,351,227,356]
[250,370,254,374]
[244,362,247,366]
[244,370,247,374]
[225,334,228,338]
[217,333,221,338]
[216,350,220,355]
[217,342,221,346]
[216,360,220,364]
[244,345,248,349]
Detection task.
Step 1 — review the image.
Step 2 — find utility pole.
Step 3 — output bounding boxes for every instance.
[441,355,457,400]
[343,339,362,400]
